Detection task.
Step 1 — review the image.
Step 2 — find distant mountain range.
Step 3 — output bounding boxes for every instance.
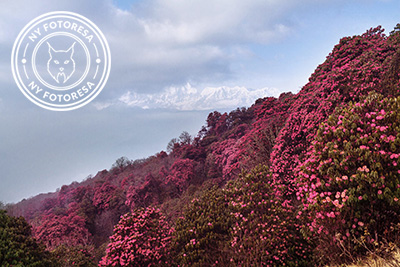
[118,83,276,110]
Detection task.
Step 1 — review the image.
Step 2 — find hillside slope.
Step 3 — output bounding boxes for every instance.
[5,25,400,266]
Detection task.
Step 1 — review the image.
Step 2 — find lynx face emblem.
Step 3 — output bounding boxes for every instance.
[47,42,76,84]
[11,11,111,111]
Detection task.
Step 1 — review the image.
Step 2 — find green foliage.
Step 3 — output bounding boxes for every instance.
[173,166,313,266]
[225,165,313,266]
[172,186,233,266]
[0,210,53,266]
[51,244,96,267]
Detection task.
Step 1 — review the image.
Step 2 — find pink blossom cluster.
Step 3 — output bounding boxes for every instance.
[296,92,400,262]
[99,207,173,266]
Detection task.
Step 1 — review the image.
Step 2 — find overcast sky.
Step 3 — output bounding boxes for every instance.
[1,0,399,203]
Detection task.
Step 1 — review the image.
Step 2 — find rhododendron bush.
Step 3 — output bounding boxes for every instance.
[166,158,196,193]
[297,92,400,264]
[99,207,173,266]
[225,165,313,266]
[172,166,312,266]
[34,211,91,250]
[271,27,399,194]
[172,186,233,266]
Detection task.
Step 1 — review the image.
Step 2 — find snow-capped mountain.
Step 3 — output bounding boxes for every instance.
[118,83,277,110]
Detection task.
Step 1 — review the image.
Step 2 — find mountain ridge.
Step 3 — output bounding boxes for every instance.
[118,83,276,110]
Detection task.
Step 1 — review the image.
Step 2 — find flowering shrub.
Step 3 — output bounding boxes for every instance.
[99,207,173,266]
[166,158,196,192]
[34,211,91,250]
[173,165,313,267]
[208,138,241,179]
[237,94,294,171]
[172,186,233,266]
[271,27,397,194]
[93,182,125,212]
[297,92,400,264]
[225,165,313,266]
[125,174,161,209]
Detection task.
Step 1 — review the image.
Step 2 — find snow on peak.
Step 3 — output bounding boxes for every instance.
[118,83,275,110]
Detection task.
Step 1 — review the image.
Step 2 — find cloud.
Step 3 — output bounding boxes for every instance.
[92,0,307,96]
[1,0,306,108]
[113,83,275,110]
[134,0,295,45]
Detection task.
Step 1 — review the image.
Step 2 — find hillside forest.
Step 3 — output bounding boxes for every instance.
[3,25,400,266]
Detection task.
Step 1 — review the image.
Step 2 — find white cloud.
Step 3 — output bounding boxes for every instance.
[91,101,113,110]
[1,0,306,106]
[93,0,308,96]
[116,83,275,110]
[136,0,297,44]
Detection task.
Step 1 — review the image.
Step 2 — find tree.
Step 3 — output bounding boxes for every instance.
[167,138,179,153]
[179,131,192,145]
[111,156,131,170]
[99,207,173,266]
[166,132,192,154]
[0,210,54,266]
